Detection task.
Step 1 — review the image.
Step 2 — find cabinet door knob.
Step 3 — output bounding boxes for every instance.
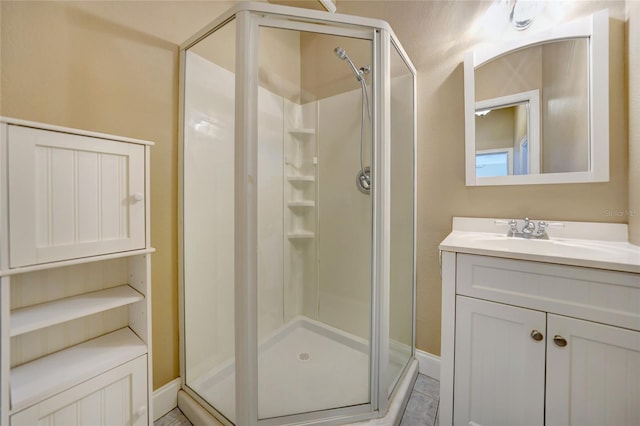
[530,330,544,341]
[553,335,568,347]
[133,192,144,202]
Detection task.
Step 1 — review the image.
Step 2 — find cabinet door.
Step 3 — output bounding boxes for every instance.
[11,355,147,425]
[546,315,640,426]
[8,125,145,267]
[454,296,546,426]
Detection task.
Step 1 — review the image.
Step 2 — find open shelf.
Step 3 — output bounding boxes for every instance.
[287,175,315,184]
[287,201,316,209]
[10,327,147,412]
[10,285,144,337]
[287,231,315,240]
[287,128,315,136]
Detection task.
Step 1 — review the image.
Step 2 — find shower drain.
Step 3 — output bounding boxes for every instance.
[298,352,310,361]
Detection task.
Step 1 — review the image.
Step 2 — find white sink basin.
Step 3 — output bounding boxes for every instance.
[460,234,634,260]
[440,218,640,273]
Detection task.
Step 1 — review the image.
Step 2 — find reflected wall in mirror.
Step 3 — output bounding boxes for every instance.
[464,9,609,186]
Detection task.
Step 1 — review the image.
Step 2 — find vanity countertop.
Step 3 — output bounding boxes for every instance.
[439,217,640,274]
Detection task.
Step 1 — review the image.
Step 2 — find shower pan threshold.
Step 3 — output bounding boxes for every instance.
[181,316,417,425]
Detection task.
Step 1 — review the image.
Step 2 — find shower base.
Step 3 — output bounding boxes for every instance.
[185,316,412,423]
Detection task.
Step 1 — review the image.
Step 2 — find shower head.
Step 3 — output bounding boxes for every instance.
[334,46,364,82]
[334,46,348,61]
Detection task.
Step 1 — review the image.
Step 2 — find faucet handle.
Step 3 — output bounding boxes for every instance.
[495,219,520,236]
[537,221,547,232]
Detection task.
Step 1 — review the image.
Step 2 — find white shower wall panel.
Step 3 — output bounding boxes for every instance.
[184,52,286,381]
[317,88,371,340]
[184,51,236,381]
[257,87,285,340]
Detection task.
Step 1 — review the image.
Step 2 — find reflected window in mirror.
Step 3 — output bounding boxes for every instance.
[476,148,513,177]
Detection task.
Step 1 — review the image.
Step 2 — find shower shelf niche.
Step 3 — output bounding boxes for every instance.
[287,231,315,240]
[287,175,315,183]
[287,127,315,136]
[287,201,316,209]
[285,121,317,245]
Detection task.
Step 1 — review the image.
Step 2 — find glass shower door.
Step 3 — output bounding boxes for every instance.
[255,22,375,420]
[182,19,237,424]
[387,39,415,395]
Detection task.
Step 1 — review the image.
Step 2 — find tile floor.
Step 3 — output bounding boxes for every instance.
[154,374,440,426]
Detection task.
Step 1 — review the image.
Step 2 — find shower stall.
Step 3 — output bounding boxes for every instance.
[179,2,416,424]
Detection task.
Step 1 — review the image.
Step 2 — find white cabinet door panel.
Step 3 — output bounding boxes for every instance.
[8,125,145,267]
[454,296,546,426]
[546,315,640,426]
[11,355,147,426]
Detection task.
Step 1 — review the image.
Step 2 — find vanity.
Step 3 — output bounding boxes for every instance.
[439,217,640,426]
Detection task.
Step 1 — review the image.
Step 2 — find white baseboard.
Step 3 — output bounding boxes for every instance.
[153,377,181,421]
[415,349,441,380]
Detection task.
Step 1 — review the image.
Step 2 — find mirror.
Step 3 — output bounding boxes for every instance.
[465,10,609,186]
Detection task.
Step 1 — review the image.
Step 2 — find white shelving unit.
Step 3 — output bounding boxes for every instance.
[10,285,143,337]
[0,117,154,426]
[11,328,147,411]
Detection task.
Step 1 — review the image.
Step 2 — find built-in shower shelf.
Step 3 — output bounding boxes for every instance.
[287,175,315,184]
[10,285,144,337]
[287,201,315,209]
[287,231,315,240]
[287,128,315,136]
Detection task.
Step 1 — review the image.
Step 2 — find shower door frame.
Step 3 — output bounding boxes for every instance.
[178,3,417,425]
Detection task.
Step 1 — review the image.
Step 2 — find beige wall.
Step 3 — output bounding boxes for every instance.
[629,1,640,245]
[475,107,516,151]
[300,32,372,103]
[475,46,542,101]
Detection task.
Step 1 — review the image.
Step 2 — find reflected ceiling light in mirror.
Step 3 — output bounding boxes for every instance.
[475,109,492,117]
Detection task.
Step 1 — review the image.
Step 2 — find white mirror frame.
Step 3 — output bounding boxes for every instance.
[464,9,609,186]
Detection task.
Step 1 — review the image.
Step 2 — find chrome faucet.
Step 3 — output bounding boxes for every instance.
[507,218,549,239]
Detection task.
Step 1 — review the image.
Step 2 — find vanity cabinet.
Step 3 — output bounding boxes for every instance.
[454,296,546,426]
[0,118,154,426]
[441,251,640,426]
